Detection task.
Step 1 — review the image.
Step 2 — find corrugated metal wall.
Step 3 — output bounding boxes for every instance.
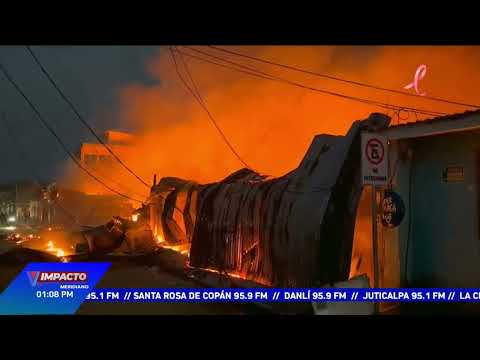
[149,116,385,287]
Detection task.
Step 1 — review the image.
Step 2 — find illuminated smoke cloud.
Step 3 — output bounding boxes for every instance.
[59,46,480,198]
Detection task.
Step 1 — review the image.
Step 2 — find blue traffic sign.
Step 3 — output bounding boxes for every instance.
[381,190,405,228]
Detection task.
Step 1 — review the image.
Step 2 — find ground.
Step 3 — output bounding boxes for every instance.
[8,237,471,315]
[0,237,259,315]
[77,263,249,315]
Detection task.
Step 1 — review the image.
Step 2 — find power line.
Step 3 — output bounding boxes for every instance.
[1,113,143,227]
[183,46,447,117]
[84,162,150,199]
[172,46,253,169]
[0,61,145,204]
[182,49,280,82]
[0,112,43,181]
[0,111,87,226]
[177,47,446,118]
[170,48,203,104]
[22,47,151,200]
[177,47,411,116]
[207,45,480,110]
[177,48,210,106]
[1,61,183,215]
[169,46,253,170]
[1,65,183,219]
[25,46,151,189]
[5,112,148,203]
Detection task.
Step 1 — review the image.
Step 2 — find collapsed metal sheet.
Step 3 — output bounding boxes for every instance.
[149,177,199,244]
[80,216,156,255]
[148,113,390,287]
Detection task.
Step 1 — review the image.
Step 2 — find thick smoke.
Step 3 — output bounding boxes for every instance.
[57,46,480,284]
[60,46,480,198]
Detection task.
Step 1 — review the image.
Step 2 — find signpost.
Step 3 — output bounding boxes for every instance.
[362,133,388,186]
[361,133,388,314]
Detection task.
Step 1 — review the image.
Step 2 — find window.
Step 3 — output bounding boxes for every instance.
[85,154,97,167]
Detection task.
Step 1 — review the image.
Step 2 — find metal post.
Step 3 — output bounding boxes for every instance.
[372,185,380,314]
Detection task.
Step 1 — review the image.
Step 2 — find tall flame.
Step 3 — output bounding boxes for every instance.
[58,46,480,198]
[53,46,480,284]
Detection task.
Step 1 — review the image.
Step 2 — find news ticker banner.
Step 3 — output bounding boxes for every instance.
[4,262,480,314]
[85,288,480,303]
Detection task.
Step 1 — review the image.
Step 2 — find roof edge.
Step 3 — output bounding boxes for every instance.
[380,110,480,140]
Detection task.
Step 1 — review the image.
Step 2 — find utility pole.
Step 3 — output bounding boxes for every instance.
[362,121,389,315]
[372,185,380,314]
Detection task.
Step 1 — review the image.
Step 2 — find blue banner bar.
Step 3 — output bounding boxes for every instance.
[0,262,110,315]
[84,288,480,303]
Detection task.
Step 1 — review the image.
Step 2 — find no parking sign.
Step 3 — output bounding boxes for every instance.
[361,133,388,186]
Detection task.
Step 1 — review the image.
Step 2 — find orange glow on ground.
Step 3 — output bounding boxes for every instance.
[45,240,69,259]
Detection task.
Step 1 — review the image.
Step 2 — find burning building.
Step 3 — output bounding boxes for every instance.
[70,108,480,314]
[146,113,390,287]
[81,109,480,293]
[63,128,150,205]
[79,130,136,169]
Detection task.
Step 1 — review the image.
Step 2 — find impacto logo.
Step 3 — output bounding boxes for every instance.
[26,271,88,286]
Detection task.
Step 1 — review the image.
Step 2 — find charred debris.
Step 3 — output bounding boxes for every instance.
[1,113,390,289]
[54,113,390,288]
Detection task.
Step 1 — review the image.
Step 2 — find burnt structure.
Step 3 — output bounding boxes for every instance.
[148,113,390,287]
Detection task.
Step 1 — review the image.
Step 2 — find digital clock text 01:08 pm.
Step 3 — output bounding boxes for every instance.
[35,290,74,299]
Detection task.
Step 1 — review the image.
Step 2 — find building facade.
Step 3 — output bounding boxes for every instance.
[79,130,136,168]
[0,181,52,226]
[376,110,480,290]
[0,185,16,224]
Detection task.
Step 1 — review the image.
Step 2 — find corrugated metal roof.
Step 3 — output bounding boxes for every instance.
[380,109,480,140]
[387,110,480,129]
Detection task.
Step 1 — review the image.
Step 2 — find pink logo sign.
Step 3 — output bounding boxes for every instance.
[404,64,427,96]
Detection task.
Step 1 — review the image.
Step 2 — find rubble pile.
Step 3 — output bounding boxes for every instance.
[79,216,157,256]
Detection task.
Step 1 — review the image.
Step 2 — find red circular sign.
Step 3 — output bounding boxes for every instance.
[365,138,384,165]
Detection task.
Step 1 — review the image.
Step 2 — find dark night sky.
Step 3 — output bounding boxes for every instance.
[0,45,382,185]
[3,45,444,185]
[3,44,480,185]
[0,46,160,184]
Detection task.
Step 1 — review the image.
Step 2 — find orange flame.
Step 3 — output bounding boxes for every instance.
[45,240,68,259]
[58,46,480,199]
[52,46,479,286]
